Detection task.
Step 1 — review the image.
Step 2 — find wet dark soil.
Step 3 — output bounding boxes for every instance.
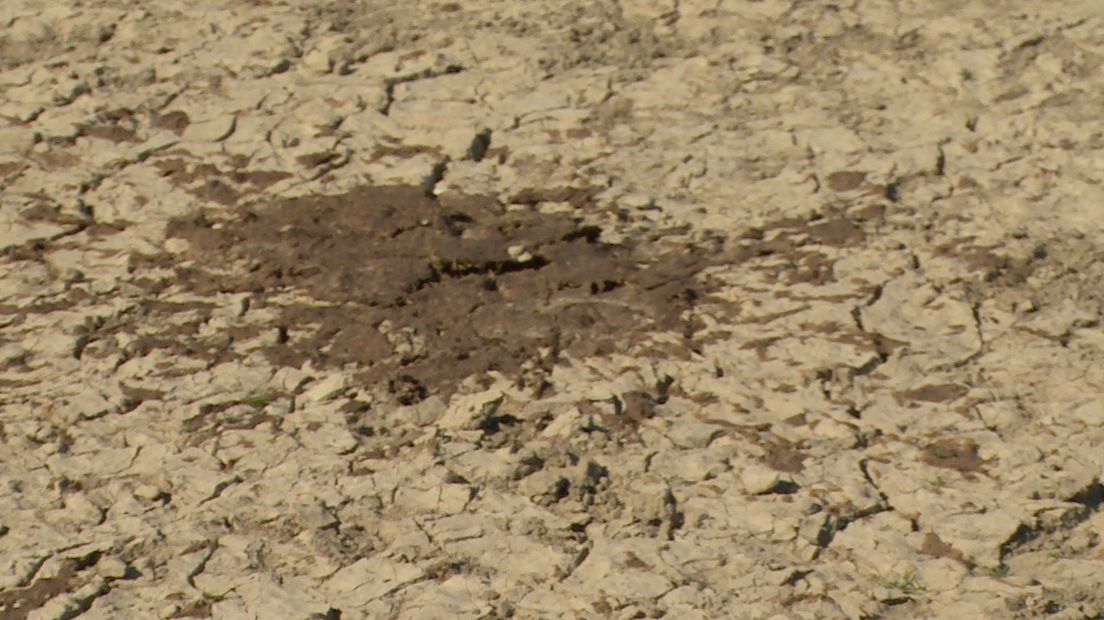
[165,185,711,401]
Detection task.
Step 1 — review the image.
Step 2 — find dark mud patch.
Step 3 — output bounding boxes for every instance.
[896,383,969,405]
[153,154,291,206]
[146,189,884,402]
[165,185,714,401]
[77,107,143,144]
[921,437,989,475]
[826,170,867,192]
[920,532,968,564]
[0,553,103,620]
[761,437,807,473]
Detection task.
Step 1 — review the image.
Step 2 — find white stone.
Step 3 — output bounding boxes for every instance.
[301,374,349,403]
[95,555,130,580]
[300,423,359,455]
[540,407,582,438]
[437,391,504,430]
[740,465,781,495]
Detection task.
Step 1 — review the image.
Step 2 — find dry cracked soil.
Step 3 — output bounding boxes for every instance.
[3,1,1104,619]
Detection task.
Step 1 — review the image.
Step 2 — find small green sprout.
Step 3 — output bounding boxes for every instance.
[244,393,274,408]
[885,568,926,595]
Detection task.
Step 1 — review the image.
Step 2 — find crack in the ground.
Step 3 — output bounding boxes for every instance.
[815,459,895,549]
[999,480,1104,562]
[184,543,218,590]
[0,550,105,620]
[197,476,244,507]
[420,157,449,198]
[379,64,465,116]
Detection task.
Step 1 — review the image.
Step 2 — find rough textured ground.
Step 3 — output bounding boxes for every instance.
[3,1,1104,618]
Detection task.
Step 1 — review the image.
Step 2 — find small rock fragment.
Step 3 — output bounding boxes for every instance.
[740,465,781,495]
[96,555,130,580]
[301,374,349,403]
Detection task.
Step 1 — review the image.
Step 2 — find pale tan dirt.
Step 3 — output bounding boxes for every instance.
[3,1,1104,619]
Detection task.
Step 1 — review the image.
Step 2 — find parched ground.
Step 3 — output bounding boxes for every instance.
[3,1,1104,618]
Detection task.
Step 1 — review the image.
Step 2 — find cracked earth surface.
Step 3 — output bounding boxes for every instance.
[3,1,1104,618]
